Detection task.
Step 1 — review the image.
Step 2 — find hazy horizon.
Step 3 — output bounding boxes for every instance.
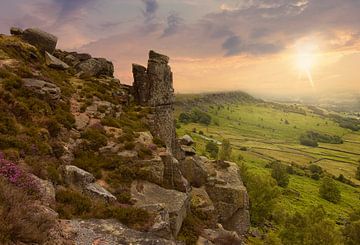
[1,0,359,98]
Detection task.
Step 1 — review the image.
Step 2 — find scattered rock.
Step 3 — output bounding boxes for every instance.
[45,51,69,69]
[62,165,95,186]
[10,27,23,36]
[23,78,61,100]
[22,28,58,54]
[75,58,114,78]
[180,156,208,187]
[74,113,90,130]
[179,135,194,146]
[85,182,116,202]
[66,219,180,245]
[62,165,116,202]
[131,180,190,237]
[180,145,197,156]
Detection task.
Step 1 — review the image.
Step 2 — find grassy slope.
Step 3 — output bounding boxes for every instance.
[175,93,360,221]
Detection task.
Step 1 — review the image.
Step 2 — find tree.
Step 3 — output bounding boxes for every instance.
[271,162,290,187]
[280,205,342,245]
[246,173,280,225]
[179,112,191,124]
[219,139,232,161]
[319,177,341,203]
[356,161,360,180]
[205,141,219,159]
[343,209,360,245]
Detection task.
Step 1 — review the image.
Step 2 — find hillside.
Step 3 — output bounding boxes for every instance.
[175,92,360,243]
[0,27,250,245]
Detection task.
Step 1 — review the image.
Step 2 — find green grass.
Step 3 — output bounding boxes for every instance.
[175,96,360,222]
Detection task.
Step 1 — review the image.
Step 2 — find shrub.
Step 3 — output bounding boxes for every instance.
[280,205,342,245]
[300,134,318,147]
[309,164,323,174]
[0,178,54,244]
[319,177,341,203]
[219,139,232,161]
[241,166,280,225]
[179,112,191,124]
[356,161,360,180]
[271,162,290,187]
[81,127,108,150]
[343,210,360,245]
[205,141,219,159]
[107,206,151,228]
[124,142,135,150]
[55,188,92,218]
[0,155,38,191]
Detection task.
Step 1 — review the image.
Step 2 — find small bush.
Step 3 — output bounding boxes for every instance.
[124,142,135,150]
[55,188,92,218]
[319,177,341,203]
[81,127,108,150]
[205,141,219,159]
[0,178,54,244]
[271,162,290,187]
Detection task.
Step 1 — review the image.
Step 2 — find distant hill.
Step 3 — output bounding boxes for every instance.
[175,91,261,109]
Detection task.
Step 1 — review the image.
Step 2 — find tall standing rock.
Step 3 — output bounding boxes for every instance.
[132,50,177,154]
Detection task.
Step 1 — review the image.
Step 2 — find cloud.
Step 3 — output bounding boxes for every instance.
[162,12,184,37]
[141,0,159,20]
[222,35,241,56]
[222,35,283,56]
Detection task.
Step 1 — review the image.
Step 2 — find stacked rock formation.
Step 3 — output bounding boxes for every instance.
[132,51,177,154]
[133,51,250,241]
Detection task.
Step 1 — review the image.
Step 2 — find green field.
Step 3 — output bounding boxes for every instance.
[175,94,360,221]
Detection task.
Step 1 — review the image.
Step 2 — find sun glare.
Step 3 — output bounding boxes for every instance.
[295,41,318,87]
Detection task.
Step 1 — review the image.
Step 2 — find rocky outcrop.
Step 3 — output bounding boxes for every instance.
[62,165,116,202]
[131,180,190,238]
[18,28,58,54]
[197,225,243,245]
[23,78,61,100]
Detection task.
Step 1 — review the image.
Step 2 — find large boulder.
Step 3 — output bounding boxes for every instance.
[205,161,250,235]
[75,58,114,78]
[10,27,23,36]
[179,156,208,187]
[62,165,116,202]
[23,78,61,100]
[45,51,69,70]
[21,28,58,54]
[131,180,190,238]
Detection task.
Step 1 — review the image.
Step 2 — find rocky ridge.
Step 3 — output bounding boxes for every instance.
[0,27,250,244]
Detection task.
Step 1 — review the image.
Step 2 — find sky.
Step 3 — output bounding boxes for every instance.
[0,0,359,98]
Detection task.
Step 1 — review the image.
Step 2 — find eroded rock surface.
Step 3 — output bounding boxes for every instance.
[131,180,190,238]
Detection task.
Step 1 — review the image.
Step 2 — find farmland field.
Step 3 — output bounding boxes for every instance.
[175,93,360,222]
